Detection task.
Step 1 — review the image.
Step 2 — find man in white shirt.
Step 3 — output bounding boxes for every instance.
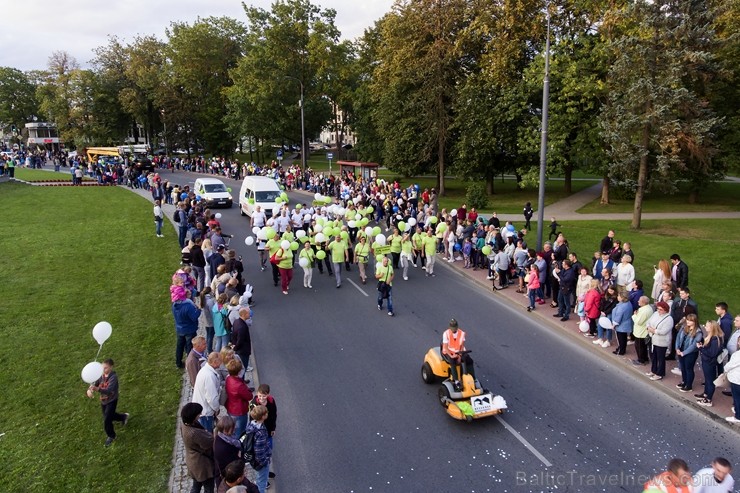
[274,210,290,234]
[191,352,222,433]
[251,206,266,228]
[693,457,734,493]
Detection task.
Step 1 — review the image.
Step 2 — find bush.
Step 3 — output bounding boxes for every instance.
[466,182,489,210]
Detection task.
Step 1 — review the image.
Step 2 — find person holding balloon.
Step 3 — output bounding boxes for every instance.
[275,240,294,295]
[299,240,315,289]
[329,234,349,289]
[400,231,413,281]
[86,358,129,447]
[354,235,371,284]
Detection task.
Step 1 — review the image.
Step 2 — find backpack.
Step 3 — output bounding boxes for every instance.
[224,312,233,333]
[241,428,264,470]
[173,209,181,223]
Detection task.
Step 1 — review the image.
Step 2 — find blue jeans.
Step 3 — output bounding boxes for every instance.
[557,290,571,318]
[205,326,214,353]
[198,415,214,433]
[377,287,394,313]
[254,461,270,493]
[701,359,718,399]
[155,218,163,235]
[231,414,249,439]
[597,325,613,341]
[731,383,740,419]
[678,351,699,389]
[176,333,195,368]
[214,334,230,353]
[528,289,537,309]
[178,226,187,248]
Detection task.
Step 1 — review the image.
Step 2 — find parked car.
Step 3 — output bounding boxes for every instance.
[194,177,233,208]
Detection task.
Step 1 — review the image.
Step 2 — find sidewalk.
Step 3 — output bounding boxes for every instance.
[439,255,737,429]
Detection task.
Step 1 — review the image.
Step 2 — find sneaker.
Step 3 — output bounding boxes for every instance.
[645,372,655,377]
[104,437,115,447]
[537,299,546,305]
[553,313,563,318]
[246,366,254,372]
[670,368,682,376]
[403,276,408,281]
[694,393,707,398]
[632,360,647,366]
[422,266,427,271]
[282,290,288,295]
[626,340,635,345]
[526,307,532,312]
[486,276,493,280]
[308,285,312,289]
[122,413,130,426]
[592,339,602,345]
[378,305,382,310]
[675,383,685,389]
[261,267,265,271]
[697,398,712,407]
[649,375,663,381]
[413,263,418,268]
[267,482,272,490]
[560,317,569,322]
[679,387,692,393]
[388,312,394,316]
[269,471,276,478]
[726,416,740,424]
[601,340,610,348]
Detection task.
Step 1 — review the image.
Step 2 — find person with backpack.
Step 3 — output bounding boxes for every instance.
[212,293,231,352]
[245,405,272,493]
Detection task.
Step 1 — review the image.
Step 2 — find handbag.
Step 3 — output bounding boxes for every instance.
[717,348,729,365]
[713,372,728,387]
[269,249,281,265]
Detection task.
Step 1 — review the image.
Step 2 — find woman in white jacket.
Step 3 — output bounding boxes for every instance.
[724,350,740,423]
[615,255,635,290]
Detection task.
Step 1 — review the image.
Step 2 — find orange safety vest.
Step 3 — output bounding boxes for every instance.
[443,329,466,356]
[643,472,694,493]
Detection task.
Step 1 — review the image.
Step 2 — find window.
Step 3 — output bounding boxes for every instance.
[204,183,227,193]
[255,190,280,202]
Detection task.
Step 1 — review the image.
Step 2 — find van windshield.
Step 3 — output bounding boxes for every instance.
[204,183,227,193]
[255,190,280,202]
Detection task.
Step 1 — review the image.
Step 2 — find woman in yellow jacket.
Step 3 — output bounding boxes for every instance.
[389,228,402,269]
[275,242,294,295]
[299,241,315,289]
[354,235,371,284]
[400,232,414,281]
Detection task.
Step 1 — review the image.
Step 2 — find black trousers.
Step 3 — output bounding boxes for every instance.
[101,399,126,439]
[271,263,280,285]
[391,252,400,269]
[413,250,425,267]
[615,332,628,355]
[634,337,649,363]
[444,354,475,381]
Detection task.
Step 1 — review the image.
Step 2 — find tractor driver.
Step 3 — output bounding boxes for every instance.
[442,319,475,390]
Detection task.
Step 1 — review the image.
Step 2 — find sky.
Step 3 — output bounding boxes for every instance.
[0,0,396,72]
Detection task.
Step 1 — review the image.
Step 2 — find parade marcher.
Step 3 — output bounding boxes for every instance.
[86,358,129,447]
[375,255,395,316]
[441,319,475,391]
[422,227,437,277]
[275,242,294,295]
[329,234,348,289]
[354,235,371,284]
[299,240,315,288]
[400,231,413,281]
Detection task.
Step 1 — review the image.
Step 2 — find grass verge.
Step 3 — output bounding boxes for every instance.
[577,182,740,213]
[555,219,740,312]
[13,167,92,182]
[0,181,181,492]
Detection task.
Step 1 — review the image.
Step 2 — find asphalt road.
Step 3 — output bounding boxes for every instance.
[171,170,740,493]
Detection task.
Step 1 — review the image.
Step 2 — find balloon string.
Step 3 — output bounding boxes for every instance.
[95,344,103,361]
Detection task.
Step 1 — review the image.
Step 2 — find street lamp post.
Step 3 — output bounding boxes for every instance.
[283,76,306,172]
[536,5,551,251]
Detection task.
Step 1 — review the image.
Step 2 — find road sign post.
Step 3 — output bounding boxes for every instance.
[327,152,333,174]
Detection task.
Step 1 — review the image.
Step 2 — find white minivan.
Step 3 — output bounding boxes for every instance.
[239,176,283,219]
[194,177,233,208]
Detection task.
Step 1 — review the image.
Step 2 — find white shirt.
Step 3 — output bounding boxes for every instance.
[192,364,221,416]
[153,205,162,219]
[252,211,266,228]
[275,215,290,233]
[692,467,734,493]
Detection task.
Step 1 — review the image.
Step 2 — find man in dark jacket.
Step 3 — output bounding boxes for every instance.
[554,260,577,321]
[232,308,253,372]
[180,403,215,493]
[670,253,689,289]
[173,292,202,369]
[208,244,226,281]
[190,237,207,291]
[600,230,615,255]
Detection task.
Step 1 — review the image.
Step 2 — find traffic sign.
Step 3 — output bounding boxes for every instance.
[277,149,283,158]
[327,153,333,160]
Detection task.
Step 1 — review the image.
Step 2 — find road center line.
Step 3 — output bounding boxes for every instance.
[495,415,553,468]
[347,278,369,297]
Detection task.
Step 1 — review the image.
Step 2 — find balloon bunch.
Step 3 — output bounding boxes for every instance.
[80,321,113,384]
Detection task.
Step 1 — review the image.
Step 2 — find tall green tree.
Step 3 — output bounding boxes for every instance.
[0,67,38,131]
[226,0,337,163]
[36,51,79,142]
[371,0,470,195]
[599,0,723,228]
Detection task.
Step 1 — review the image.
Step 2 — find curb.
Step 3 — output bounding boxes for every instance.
[438,257,739,433]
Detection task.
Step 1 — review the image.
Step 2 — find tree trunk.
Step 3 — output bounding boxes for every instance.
[600,173,610,205]
[688,189,698,204]
[516,172,523,190]
[563,162,573,194]
[486,169,494,195]
[438,132,445,197]
[631,124,650,229]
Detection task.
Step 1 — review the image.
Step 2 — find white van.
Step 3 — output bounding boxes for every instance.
[239,176,282,219]
[194,177,233,208]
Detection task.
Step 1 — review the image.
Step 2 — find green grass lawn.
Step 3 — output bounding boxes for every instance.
[577,182,740,213]
[0,182,181,492]
[13,167,90,181]
[554,219,740,312]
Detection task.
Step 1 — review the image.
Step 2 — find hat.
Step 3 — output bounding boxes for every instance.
[656,301,669,312]
[217,244,226,251]
[180,402,203,424]
[449,318,458,328]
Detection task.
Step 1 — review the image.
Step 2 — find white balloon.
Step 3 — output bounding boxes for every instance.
[376,262,383,271]
[81,361,104,384]
[348,220,356,228]
[92,321,112,345]
[579,321,590,333]
[281,240,290,250]
[365,226,373,236]
[252,226,260,235]
[245,236,255,246]
[315,233,326,243]
[355,213,362,221]
[272,207,279,216]
[408,218,417,227]
[299,257,309,268]
[296,230,306,238]
[380,194,386,200]
[404,223,412,232]
[215,213,222,219]
[314,193,322,200]
[450,209,458,217]
[353,197,360,204]
[376,234,387,246]
[314,224,323,233]
[257,229,267,240]
[337,207,346,216]
[397,198,403,206]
